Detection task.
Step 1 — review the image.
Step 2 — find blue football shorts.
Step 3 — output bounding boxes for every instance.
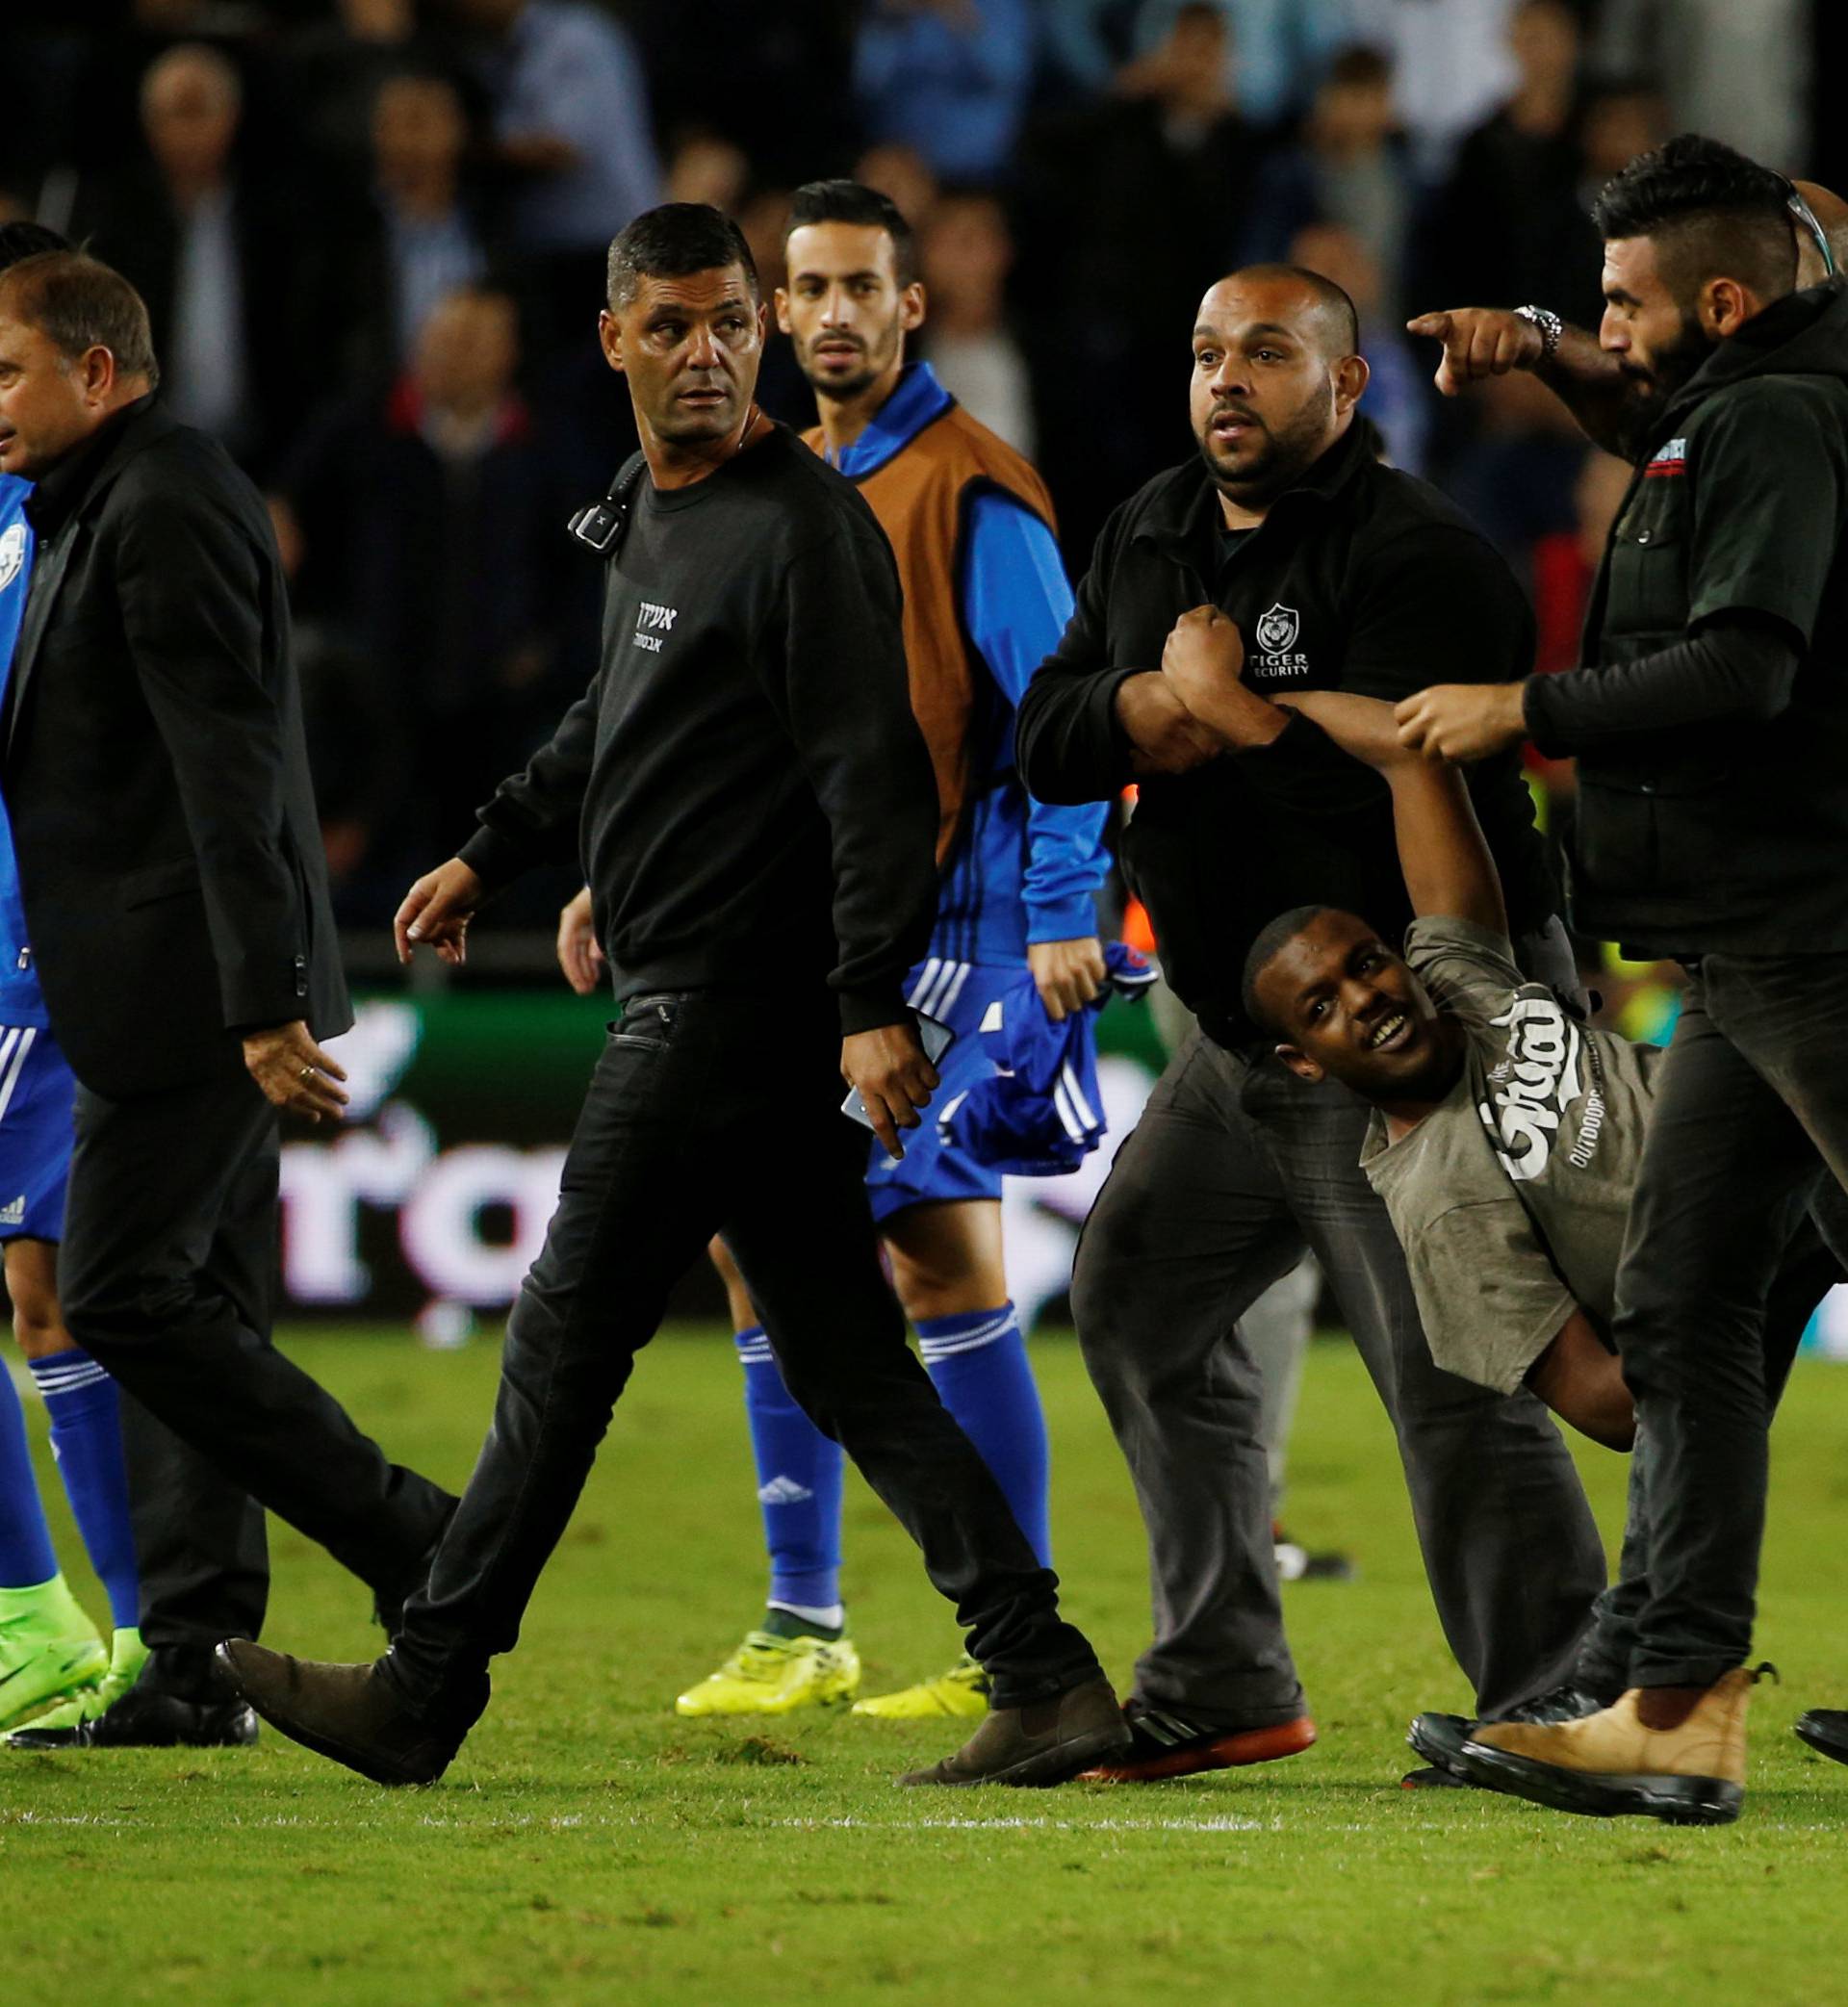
[0,1023,75,1244]
[863,957,1014,1223]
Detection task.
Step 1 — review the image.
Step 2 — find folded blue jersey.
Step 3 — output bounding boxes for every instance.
[937,943,1156,1176]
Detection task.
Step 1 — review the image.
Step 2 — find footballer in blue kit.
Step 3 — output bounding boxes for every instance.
[0,227,146,1742]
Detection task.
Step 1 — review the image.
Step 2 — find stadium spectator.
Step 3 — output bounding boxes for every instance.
[1016,3,1265,557]
[1241,45,1415,319]
[353,69,491,374]
[916,186,1036,454]
[852,0,1039,186]
[1126,0,1352,130]
[0,248,456,1744]
[282,0,443,188]
[1593,0,1810,174]
[457,0,660,342]
[1419,0,1604,329]
[77,44,306,473]
[1346,0,1523,178]
[1015,264,1604,1782]
[279,283,596,857]
[1288,220,1427,472]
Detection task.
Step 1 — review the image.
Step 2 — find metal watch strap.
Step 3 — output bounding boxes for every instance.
[1514,304,1563,363]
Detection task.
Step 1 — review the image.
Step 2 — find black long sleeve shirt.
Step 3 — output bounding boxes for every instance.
[459,428,939,1034]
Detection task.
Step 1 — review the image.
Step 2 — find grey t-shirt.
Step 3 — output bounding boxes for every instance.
[1358,916,1662,1394]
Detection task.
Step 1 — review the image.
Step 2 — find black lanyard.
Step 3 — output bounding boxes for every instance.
[567,451,647,558]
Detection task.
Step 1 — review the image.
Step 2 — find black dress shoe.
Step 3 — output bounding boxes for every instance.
[1795,1709,1848,1764]
[1408,1682,1607,1784]
[217,1639,468,1786]
[9,1682,257,1750]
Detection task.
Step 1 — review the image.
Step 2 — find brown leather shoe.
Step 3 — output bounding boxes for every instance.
[1459,1665,1767,1825]
[215,1640,463,1788]
[899,1675,1130,1787]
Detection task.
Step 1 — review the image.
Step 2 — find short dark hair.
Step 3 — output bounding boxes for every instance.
[605,202,758,312]
[785,178,918,288]
[1323,44,1391,91]
[1242,905,1337,1037]
[0,222,70,274]
[0,250,159,389]
[1592,133,1798,304]
[1224,263,1361,357]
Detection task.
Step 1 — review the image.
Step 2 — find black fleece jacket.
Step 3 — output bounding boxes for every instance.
[1016,425,1557,1042]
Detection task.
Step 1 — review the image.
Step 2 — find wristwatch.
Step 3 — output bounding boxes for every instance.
[1514,304,1563,363]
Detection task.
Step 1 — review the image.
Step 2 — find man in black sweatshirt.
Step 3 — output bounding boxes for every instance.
[1015,264,1606,1784]
[1402,140,1848,1823]
[218,204,1126,1790]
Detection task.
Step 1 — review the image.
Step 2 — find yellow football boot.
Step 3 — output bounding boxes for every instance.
[852,1651,989,1720]
[675,1629,861,1717]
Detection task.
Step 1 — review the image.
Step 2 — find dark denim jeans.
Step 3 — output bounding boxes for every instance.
[388,991,1101,1725]
[1613,953,1848,1687]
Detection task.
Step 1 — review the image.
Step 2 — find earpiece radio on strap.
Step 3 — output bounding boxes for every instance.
[567,450,648,557]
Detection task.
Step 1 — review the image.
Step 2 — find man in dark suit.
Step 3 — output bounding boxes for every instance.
[0,249,455,1746]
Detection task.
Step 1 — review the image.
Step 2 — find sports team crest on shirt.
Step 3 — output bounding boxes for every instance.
[0,524,24,594]
[1255,603,1299,653]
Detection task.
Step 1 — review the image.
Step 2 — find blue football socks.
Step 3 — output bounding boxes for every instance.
[28,1351,139,1629]
[0,1364,57,1589]
[917,1302,1052,1567]
[735,1325,845,1624]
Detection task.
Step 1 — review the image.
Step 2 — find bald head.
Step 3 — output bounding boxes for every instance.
[1792,180,1848,288]
[1190,266,1368,514]
[1207,265,1360,362]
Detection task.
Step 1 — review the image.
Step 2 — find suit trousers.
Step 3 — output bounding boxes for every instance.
[1071,1027,1607,1726]
[1612,956,1848,1688]
[386,991,1102,1726]
[60,1058,455,1643]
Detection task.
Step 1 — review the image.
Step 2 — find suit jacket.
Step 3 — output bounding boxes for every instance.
[6,399,352,1100]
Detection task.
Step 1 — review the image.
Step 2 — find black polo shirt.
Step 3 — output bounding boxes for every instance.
[1016,424,1557,1042]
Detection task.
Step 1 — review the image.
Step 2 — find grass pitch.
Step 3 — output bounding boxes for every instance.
[7,1326,1848,2006]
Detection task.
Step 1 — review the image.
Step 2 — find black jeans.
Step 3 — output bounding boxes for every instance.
[1613,954,1848,1688]
[1574,1196,1845,1701]
[61,1061,456,1642]
[388,991,1101,1725]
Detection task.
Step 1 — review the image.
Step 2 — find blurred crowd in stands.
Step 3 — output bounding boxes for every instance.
[5,0,1836,1012]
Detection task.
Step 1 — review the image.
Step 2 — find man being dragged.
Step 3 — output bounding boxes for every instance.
[1241,686,1843,1788]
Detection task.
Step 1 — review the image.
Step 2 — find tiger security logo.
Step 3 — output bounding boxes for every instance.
[1251,602,1310,679]
[1255,603,1298,653]
[0,524,24,595]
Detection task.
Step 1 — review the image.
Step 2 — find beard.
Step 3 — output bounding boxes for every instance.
[801,316,901,403]
[1618,310,1716,453]
[1195,390,1334,504]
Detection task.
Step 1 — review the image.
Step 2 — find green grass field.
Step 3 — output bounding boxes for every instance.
[7,1326,1848,2005]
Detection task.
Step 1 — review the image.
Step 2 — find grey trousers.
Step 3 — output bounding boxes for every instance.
[1071,1029,1607,1726]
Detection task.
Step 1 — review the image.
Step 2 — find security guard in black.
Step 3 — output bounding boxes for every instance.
[1017,421,1557,1043]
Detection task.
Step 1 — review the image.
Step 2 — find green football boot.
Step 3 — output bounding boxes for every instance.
[0,1576,109,1732]
[5,1626,147,1746]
